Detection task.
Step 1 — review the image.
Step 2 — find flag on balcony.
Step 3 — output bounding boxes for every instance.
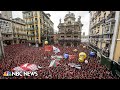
[44,45,53,52]
[53,46,60,54]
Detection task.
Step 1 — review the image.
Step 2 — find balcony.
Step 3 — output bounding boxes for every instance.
[90,21,101,29]
[28,15,33,18]
[58,32,65,34]
[107,11,115,20]
[66,31,72,34]
[1,32,12,35]
[96,11,101,15]
[27,21,34,24]
[17,32,27,35]
[102,49,110,57]
[35,34,39,37]
[104,38,111,41]
[18,36,27,40]
[28,34,35,36]
[34,20,38,23]
[2,37,13,40]
[103,30,113,35]
[73,31,81,34]
[100,18,106,23]
[34,27,38,30]
[58,38,81,41]
[27,28,34,31]
[13,32,17,35]
[28,40,35,43]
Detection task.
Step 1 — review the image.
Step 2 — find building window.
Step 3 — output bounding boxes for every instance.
[74,36,78,38]
[104,13,106,18]
[61,36,64,38]
[40,19,42,23]
[67,36,71,37]
[32,25,34,28]
[35,18,37,21]
[68,21,71,24]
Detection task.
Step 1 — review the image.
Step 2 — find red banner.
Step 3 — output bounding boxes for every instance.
[69,55,76,61]
[45,45,53,52]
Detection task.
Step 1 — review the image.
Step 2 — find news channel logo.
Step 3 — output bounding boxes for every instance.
[3,71,38,76]
[3,71,12,76]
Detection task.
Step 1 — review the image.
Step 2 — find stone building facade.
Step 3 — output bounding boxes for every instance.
[58,12,83,46]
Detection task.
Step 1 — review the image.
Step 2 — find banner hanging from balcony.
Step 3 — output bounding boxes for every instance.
[44,45,53,52]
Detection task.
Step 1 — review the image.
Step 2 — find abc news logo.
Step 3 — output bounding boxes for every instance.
[3,71,38,76]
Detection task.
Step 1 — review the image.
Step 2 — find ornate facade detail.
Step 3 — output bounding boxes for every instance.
[58,12,83,46]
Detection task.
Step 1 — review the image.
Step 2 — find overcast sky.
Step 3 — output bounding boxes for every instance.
[10,11,89,35]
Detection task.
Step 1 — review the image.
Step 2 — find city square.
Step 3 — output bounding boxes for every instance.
[0,11,120,79]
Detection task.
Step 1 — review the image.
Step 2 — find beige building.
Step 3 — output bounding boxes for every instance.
[0,11,26,45]
[0,13,5,59]
[89,11,120,71]
[12,18,27,44]
[58,12,83,46]
[22,11,54,46]
[114,23,120,63]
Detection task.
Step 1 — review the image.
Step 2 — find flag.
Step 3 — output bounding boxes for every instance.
[68,63,81,69]
[53,46,60,54]
[49,60,60,67]
[45,45,53,52]
[68,63,76,67]
[12,63,38,72]
[69,55,76,61]
[51,55,63,61]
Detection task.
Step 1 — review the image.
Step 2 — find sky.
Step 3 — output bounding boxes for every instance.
[9,11,90,35]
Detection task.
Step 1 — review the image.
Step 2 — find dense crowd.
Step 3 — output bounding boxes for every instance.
[0,43,118,79]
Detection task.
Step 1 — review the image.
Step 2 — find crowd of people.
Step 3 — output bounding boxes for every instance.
[0,43,118,79]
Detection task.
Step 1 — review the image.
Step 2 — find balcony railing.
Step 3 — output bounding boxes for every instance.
[107,11,115,20]
[34,27,38,30]
[103,30,113,35]
[102,49,110,57]
[35,34,39,37]
[17,32,27,35]
[2,37,13,40]
[28,15,33,18]
[58,38,81,41]
[28,40,35,43]
[58,32,65,34]
[27,21,34,24]
[27,28,34,30]
[104,38,111,41]
[28,34,35,36]
[34,20,38,23]
[1,32,12,35]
